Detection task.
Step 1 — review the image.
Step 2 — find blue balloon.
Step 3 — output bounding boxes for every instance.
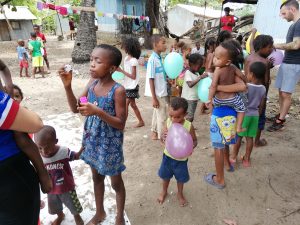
[112,71,124,81]
[198,77,212,103]
[163,52,184,79]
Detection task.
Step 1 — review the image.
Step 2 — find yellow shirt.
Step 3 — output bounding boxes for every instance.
[163,118,192,161]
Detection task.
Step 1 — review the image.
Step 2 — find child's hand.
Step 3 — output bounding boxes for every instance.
[74,146,84,159]
[77,102,99,116]
[205,100,212,109]
[153,98,160,108]
[161,128,168,143]
[268,57,275,68]
[58,66,72,88]
[200,73,208,79]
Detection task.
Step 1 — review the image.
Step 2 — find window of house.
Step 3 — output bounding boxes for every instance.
[11,21,21,30]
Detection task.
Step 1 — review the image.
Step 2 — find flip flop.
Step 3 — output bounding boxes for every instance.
[226,164,235,172]
[240,156,251,168]
[204,173,225,189]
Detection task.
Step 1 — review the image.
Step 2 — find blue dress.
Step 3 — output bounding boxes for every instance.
[81,81,126,176]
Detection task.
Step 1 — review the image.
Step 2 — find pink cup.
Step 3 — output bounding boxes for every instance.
[80,96,88,103]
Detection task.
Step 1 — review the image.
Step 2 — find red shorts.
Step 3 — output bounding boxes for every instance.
[19,60,29,68]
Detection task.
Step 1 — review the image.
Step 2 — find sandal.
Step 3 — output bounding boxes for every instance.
[204,173,225,189]
[240,156,251,168]
[266,114,286,123]
[267,118,285,132]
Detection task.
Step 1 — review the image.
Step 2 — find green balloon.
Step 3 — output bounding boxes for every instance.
[112,71,124,80]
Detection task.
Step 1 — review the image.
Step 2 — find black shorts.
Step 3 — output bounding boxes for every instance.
[0,152,40,225]
[126,85,140,99]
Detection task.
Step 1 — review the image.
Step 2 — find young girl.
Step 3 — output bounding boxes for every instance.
[117,37,144,127]
[12,84,24,103]
[207,40,247,133]
[59,44,126,225]
[176,43,191,96]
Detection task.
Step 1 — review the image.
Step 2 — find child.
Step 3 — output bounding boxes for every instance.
[144,34,168,140]
[231,62,266,167]
[204,37,216,77]
[181,53,207,122]
[17,39,29,77]
[117,37,145,127]
[177,43,191,96]
[59,44,127,225]
[191,41,204,55]
[12,84,24,103]
[207,40,247,133]
[35,125,84,225]
[28,32,44,79]
[158,97,197,206]
[170,37,180,53]
[244,33,274,143]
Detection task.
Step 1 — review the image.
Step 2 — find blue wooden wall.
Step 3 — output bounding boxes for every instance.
[96,0,146,32]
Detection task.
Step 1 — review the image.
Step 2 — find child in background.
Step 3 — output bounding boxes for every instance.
[12,84,24,103]
[170,37,180,53]
[144,34,168,140]
[35,125,84,225]
[191,41,205,55]
[231,62,266,167]
[207,40,247,133]
[244,33,273,143]
[28,32,44,79]
[177,43,191,96]
[17,39,29,77]
[117,37,145,127]
[59,44,127,225]
[158,97,197,206]
[181,53,207,122]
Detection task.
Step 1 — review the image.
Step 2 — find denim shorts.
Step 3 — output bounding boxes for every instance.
[275,63,300,93]
[158,154,189,183]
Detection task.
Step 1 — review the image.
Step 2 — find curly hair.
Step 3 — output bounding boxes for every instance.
[170,97,188,113]
[217,30,232,46]
[121,37,141,59]
[96,44,122,67]
[204,37,216,56]
[253,35,274,52]
[188,53,204,66]
[221,39,244,69]
[250,62,266,81]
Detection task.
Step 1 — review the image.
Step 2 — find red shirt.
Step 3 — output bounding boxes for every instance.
[221,15,235,32]
[42,146,76,194]
[36,32,46,43]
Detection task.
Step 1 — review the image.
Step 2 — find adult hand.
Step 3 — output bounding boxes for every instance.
[58,66,72,88]
[153,97,159,108]
[77,102,99,116]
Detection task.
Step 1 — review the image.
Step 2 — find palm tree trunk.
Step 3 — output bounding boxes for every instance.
[71,0,97,63]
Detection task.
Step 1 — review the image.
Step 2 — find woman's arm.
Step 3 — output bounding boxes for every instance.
[10,106,43,133]
[78,86,127,130]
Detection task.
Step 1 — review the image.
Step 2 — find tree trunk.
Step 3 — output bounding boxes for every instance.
[71,0,97,63]
[145,0,160,29]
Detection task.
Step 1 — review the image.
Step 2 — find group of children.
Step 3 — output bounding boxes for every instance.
[16,25,49,79]
[6,29,276,224]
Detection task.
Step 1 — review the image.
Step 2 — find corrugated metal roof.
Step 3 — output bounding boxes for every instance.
[0,6,37,20]
[176,4,221,18]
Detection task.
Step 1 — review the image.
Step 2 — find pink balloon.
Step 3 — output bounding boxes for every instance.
[268,50,284,66]
[165,123,193,159]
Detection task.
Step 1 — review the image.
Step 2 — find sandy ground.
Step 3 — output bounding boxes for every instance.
[1,37,300,225]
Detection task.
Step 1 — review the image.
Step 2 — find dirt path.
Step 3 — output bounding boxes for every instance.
[1,37,300,225]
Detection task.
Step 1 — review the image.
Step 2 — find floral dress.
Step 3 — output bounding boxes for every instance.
[81,81,126,176]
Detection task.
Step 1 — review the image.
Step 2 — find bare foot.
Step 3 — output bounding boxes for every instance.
[177,193,188,207]
[51,213,65,225]
[39,170,53,193]
[74,214,84,225]
[87,212,107,225]
[151,131,158,140]
[115,216,125,225]
[255,138,267,147]
[157,191,168,204]
[133,121,145,128]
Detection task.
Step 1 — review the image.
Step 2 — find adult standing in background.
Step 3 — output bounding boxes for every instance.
[268,0,300,132]
[220,7,235,32]
[33,25,50,73]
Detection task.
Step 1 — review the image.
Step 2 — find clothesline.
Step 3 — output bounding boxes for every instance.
[36,2,150,21]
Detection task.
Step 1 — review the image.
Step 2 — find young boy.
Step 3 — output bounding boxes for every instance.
[28,32,44,79]
[231,62,266,167]
[157,97,197,206]
[35,125,84,225]
[17,39,29,77]
[144,34,168,140]
[244,32,274,145]
[181,53,207,122]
